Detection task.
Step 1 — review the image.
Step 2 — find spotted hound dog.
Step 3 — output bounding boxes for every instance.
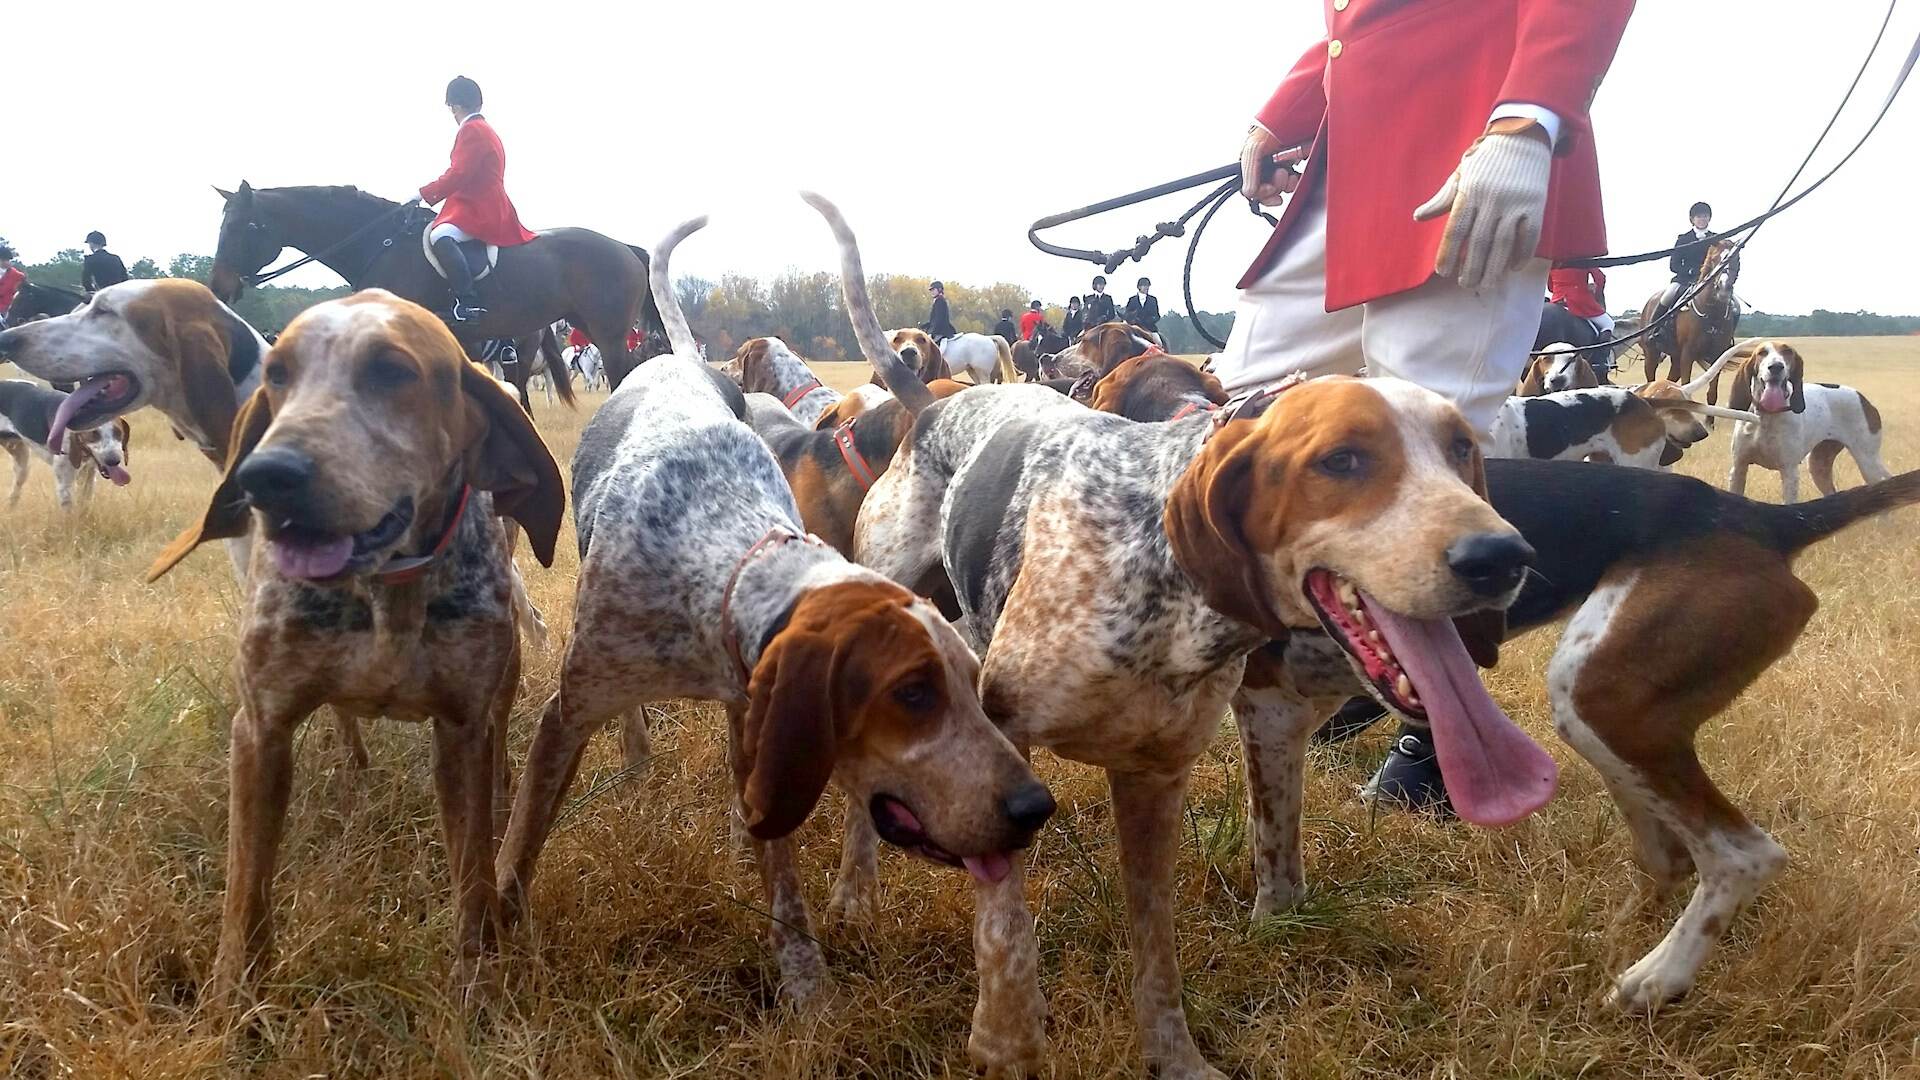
[1487,344,1755,470]
[853,369,1544,1077]
[1516,343,1601,395]
[1085,349,1920,1016]
[1726,340,1892,502]
[0,380,133,510]
[719,336,850,428]
[145,290,565,1007]
[494,205,1053,1011]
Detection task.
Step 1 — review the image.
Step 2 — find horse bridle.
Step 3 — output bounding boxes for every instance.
[237,199,421,290]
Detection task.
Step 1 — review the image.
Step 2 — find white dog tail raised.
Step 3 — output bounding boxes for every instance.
[649,216,708,359]
[800,192,935,414]
[1682,338,1760,399]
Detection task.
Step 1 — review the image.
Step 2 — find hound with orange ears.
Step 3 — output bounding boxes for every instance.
[495,203,1054,1011]
[1726,339,1892,502]
[145,290,566,1007]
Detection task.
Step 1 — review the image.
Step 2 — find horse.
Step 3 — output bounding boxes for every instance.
[4,282,88,326]
[568,343,607,391]
[1641,237,1741,406]
[1012,322,1070,381]
[1535,300,1615,380]
[933,331,1017,383]
[208,181,664,390]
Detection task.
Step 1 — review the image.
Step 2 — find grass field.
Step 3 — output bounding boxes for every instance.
[2,338,1918,1078]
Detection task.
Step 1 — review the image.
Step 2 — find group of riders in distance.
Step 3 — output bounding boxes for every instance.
[0,76,1742,408]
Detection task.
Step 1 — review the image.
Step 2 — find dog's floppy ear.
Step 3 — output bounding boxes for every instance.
[1517,357,1546,396]
[147,387,271,582]
[1163,420,1292,639]
[1727,355,1755,414]
[1782,344,1808,414]
[737,629,841,840]
[459,361,565,567]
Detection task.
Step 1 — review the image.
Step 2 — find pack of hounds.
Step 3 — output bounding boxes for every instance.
[0,194,1915,1079]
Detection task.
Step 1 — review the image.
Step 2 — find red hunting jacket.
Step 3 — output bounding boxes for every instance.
[1242,0,1634,310]
[1548,266,1607,318]
[420,114,538,247]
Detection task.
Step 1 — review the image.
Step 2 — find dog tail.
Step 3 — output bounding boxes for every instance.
[799,191,936,415]
[650,219,706,359]
[1763,469,1920,552]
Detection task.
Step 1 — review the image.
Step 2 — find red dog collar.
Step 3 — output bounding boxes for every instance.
[834,419,878,491]
[782,381,824,409]
[720,527,827,685]
[375,485,473,586]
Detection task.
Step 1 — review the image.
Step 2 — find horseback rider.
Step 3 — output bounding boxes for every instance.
[992,308,1019,343]
[1018,300,1046,342]
[923,281,957,341]
[419,76,537,323]
[1124,276,1161,334]
[80,232,129,293]
[1084,275,1117,327]
[1648,201,1738,352]
[1547,263,1611,338]
[1062,294,1085,340]
[0,241,24,325]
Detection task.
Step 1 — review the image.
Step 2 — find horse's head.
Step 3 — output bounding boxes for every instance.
[211,181,282,303]
[1695,238,1740,302]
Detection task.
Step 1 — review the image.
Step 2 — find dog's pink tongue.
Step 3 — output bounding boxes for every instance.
[1361,596,1558,826]
[46,377,111,452]
[106,465,131,486]
[962,853,1012,884]
[1757,383,1790,413]
[270,534,353,580]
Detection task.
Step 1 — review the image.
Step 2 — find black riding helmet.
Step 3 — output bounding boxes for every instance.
[0,239,16,261]
[446,76,483,111]
[85,230,107,247]
[1689,201,1712,218]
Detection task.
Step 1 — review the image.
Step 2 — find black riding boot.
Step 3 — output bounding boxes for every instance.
[1362,720,1453,819]
[431,236,488,322]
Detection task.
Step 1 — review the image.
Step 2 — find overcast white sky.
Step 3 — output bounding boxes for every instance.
[7,1,1916,316]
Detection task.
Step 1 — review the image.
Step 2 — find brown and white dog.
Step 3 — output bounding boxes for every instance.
[1726,340,1892,502]
[148,290,564,1006]
[0,380,133,509]
[1487,345,1755,470]
[1516,344,1601,395]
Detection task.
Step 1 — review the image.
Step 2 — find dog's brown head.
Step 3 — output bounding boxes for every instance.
[148,290,564,581]
[1517,347,1598,396]
[1728,340,1806,416]
[63,416,133,487]
[738,577,1051,881]
[1088,353,1226,421]
[723,337,814,399]
[1164,376,1556,826]
[1075,321,1161,377]
[884,328,951,386]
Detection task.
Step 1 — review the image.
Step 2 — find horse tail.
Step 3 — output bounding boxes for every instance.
[649,220,706,358]
[542,324,577,408]
[800,192,935,415]
[994,336,1016,384]
[626,244,667,345]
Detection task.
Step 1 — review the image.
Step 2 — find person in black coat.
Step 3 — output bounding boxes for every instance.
[1084,275,1117,327]
[922,280,957,340]
[992,308,1018,342]
[1661,201,1715,307]
[1062,295,1085,340]
[1124,276,1161,335]
[80,231,129,293]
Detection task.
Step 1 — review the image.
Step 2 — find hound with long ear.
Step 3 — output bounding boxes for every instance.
[0,380,133,509]
[718,336,850,427]
[147,290,565,1007]
[495,206,1053,1013]
[1516,345,1600,396]
[1727,340,1892,503]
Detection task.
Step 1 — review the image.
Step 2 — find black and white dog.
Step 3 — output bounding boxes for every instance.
[0,380,131,509]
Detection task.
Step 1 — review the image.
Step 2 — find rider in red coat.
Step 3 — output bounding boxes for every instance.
[1548,264,1612,336]
[420,76,537,322]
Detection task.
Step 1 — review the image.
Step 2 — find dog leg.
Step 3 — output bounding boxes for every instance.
[1780,464,1801,505]
[71,465,94,511]
[618,710,652,771]
[1726,458,1749,497]
[829,806,881,924]
[1109,766,1223,1080]
[209,691,303,1008]
[1808,441,1842,496]
[431,694,503,1003]
[755,831,829,1003]
[53,459,75,511]
[1233,681,1324,916]
[1852,443,1892,486]
[967,833,1048,1077]
[6,442,28,507]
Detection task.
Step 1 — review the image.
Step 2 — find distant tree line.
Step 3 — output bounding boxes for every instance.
[16,249,1914,351]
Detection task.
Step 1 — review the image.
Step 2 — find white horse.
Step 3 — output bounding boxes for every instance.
[567,344,608,391]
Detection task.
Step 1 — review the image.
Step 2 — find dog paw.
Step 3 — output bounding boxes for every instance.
[827,877,878,926]
[1606,959,1692,1013]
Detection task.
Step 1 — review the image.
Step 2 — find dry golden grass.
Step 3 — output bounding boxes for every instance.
[2,338,1919,1078]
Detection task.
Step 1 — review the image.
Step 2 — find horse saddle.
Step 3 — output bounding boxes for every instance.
[420,224,499,283]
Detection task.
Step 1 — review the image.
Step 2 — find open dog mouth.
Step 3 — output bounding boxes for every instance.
[262,497,414,581]
[46,373,141,451]
[97,461,131,486]
[1302,568,1559,827]
[870,794,1015,885]
[1756,378,1793,414]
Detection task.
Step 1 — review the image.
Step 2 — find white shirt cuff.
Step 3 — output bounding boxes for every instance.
[1489,103,1562,146]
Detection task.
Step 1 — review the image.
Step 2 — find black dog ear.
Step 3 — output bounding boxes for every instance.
[1783,345,1808,414]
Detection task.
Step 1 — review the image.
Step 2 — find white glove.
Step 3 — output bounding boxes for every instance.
[1413,123,1552,291]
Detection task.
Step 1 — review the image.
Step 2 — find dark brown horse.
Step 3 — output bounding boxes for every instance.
[3,281,88,325]
[1641,237,1741,405]
[208,182,663,392]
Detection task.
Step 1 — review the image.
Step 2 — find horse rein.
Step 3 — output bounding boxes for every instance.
[242,199,422,289]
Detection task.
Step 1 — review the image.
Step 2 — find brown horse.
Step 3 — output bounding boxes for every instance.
[208,182,663,392]
[1641,237,1741,405]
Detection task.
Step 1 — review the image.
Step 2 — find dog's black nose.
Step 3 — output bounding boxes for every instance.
[236,447,315,510]
[1001,782,1057,833]
[1446,532,1535,597]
